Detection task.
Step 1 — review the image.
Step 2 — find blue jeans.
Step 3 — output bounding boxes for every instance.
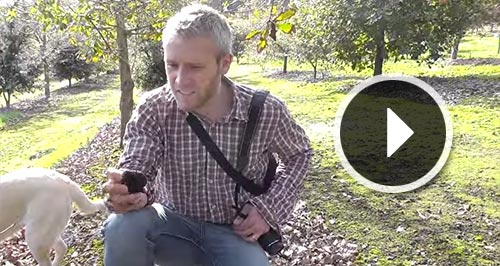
[101,203,270,266]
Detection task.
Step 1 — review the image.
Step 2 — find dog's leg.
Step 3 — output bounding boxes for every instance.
[51,236,67,266]
[24,191,72,266]
[25,226,52,266]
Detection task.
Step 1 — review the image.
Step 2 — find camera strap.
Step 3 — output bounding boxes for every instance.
[186,89,277,209]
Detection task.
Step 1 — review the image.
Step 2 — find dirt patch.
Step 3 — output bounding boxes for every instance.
[448,58,500,66]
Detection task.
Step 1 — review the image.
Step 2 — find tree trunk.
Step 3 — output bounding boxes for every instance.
[374,28,385,76]
[312,61,317,80]
[68,78,72,87]
[450,34,462,60]
[3,91,11,109]
[41,33,50,99]
[116,12,135,148]
[283,55,288,73]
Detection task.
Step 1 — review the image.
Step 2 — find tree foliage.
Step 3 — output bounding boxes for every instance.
[242,4,297,53]
[53,45,95,87]
[0,17,40,109]
[33,0,184,146]
[289,0,333,79]
[323,0,492,75]
[133,40,166,91]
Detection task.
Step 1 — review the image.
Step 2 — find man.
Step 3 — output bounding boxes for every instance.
[102,4,313,266]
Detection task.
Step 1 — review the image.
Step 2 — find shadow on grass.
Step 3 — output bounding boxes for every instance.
[237,68,499,106]
[0,74,118,131]
[53,74,118,96]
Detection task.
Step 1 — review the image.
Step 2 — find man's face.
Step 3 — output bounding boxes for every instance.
[164,35,232,112]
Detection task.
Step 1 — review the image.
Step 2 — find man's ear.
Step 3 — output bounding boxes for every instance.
[219,54,233,74]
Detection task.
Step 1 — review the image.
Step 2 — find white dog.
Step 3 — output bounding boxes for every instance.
[0,168,106,266]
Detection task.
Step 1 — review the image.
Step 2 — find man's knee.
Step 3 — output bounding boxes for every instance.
[102,207,156,241]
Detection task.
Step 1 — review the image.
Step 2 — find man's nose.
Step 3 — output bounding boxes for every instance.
[176,66,189,86]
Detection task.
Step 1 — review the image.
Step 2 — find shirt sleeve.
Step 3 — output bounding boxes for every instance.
[117,94,164,205]
[249,103,313,231]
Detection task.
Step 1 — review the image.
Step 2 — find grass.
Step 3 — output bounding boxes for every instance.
[0,75,122,175]
[247,34,500,79]
[458,35,500,59]
[0,109,22,128]
[0,79,69,109]
[0,33,497,265]
[227,62,499,265]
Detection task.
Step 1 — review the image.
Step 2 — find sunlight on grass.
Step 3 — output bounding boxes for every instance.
[459,35,500,59]
[0,109,22,128]
[228,63,499,265]
[0,76,121,175]
[0,79,69,109]
[243,34,500,79]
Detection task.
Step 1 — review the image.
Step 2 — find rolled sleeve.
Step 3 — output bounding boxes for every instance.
[118,94,164,205]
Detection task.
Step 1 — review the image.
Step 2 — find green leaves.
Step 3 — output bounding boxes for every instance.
[245,29,262,40]
[277,23,294,34]
[257,38,267,53]
[246,6,297,53]
[275,9,296,22]
[7,9,17,21]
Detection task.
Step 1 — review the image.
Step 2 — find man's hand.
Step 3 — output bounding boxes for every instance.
[103,168,147,213]
[232,203,270,242]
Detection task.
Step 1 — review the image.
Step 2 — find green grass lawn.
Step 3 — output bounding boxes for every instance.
[458,35,500,59]
[227,62,499,265]
[249,34,500,79]
[0,79,69,109]
[0,75,122,175]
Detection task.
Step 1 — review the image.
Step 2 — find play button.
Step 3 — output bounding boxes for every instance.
[387,108,414,158]
[333,75,453,193]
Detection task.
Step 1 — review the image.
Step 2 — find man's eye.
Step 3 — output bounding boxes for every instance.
[167,64,177,68]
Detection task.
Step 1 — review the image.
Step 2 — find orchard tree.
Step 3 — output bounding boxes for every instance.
[326,0,490,75]
[34,0,185,146]
[5,0,65,99]
[0,18,40,109]
[289,1,333,79]
[229,19,250,64]
[53,45,95,87]
[445,0,491,59]
[132,39,166,91]
[243,4,297,73]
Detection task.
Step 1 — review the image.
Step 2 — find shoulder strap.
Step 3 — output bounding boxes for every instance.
[186,113,266,196]
[238,90,277,192]
[185,89,276,196]
[237,90,269,171]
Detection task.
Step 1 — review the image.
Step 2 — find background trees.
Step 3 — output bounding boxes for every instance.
[0,11,40,109]
[2,0,498,127]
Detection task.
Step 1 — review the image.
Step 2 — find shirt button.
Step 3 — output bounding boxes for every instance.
[208,179,214,184]
[211,204,217,210]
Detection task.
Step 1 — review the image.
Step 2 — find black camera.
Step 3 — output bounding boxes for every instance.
[121,171,147,193]
[235,209,284,255]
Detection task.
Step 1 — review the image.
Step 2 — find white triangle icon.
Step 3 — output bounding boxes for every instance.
[387,108,414,157]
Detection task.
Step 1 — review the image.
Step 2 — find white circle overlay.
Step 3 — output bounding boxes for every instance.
[333,74,453,193]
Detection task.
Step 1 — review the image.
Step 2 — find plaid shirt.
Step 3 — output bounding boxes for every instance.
[118,76,313,230]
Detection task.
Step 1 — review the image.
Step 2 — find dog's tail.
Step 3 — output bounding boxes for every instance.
[67,179,106,215]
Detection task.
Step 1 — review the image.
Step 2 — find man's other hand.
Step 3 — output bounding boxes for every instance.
[232,203,270,242]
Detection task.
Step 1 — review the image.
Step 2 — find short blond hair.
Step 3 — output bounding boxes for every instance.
[162,4,233,56]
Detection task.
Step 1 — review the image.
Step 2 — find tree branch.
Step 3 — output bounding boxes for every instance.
[65,4,114,52]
